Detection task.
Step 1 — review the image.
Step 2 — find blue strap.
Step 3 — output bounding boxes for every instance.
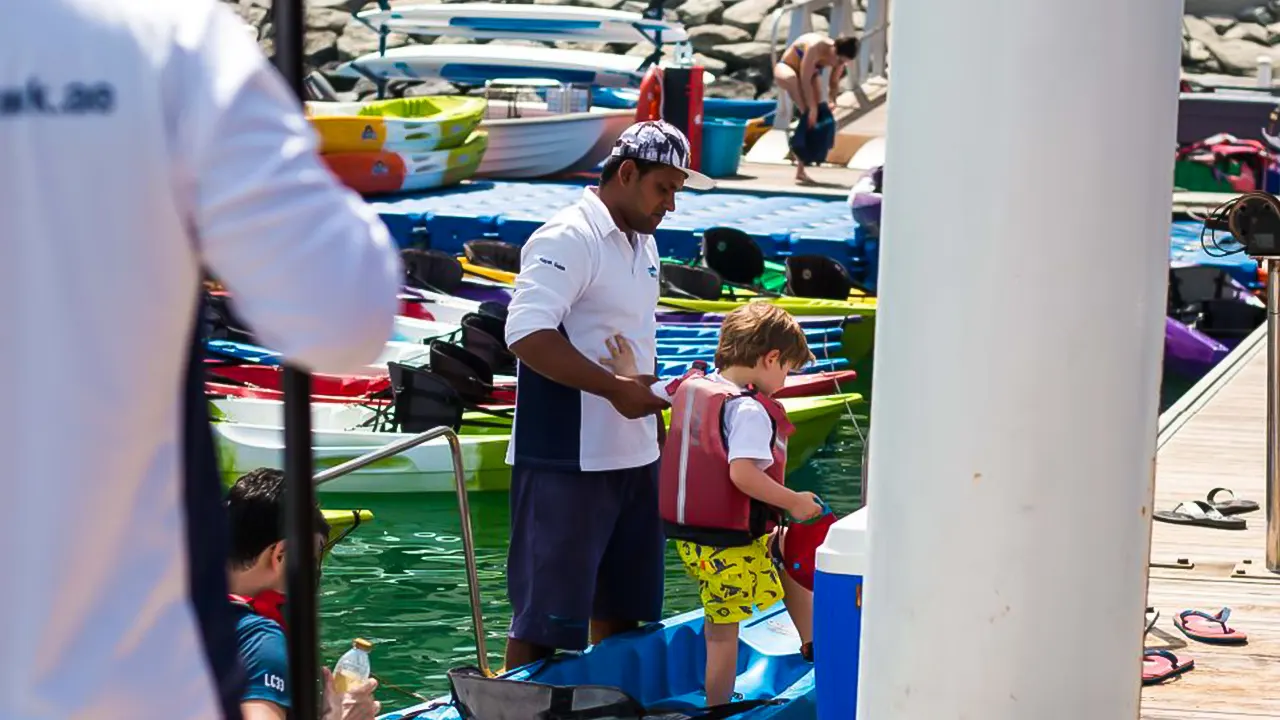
[1179,607,1232,632]
[1144,648,1181,667]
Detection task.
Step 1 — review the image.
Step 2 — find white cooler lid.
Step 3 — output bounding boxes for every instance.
[815,506,869,577]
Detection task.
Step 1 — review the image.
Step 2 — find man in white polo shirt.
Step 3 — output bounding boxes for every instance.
[502,120,715,667]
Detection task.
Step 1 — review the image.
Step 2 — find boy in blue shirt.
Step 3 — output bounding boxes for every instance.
[226,468,381,720]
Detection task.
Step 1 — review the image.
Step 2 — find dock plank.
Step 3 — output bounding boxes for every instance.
[1143,336,1280,717]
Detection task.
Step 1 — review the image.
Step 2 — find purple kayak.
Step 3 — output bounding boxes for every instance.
[1165,316,1228,380]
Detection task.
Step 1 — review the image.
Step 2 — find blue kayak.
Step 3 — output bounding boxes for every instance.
[657,324,844,344]
[379,603,815,720]
[660,357,848,376]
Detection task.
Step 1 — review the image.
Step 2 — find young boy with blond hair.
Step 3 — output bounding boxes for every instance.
[600,302,822,707]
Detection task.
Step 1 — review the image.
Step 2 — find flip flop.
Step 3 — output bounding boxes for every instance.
[1207,487,1260,516]
[1145,607,1160,636]
[1143,648,1195,685]
[1174,607,1249,645]
[1153,500,1247,530]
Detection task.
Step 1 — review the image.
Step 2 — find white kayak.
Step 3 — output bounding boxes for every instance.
[211,398,514,494]
[332,44,710,89]
[354,3,689,45]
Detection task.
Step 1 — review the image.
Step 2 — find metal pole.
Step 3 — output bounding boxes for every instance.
[1267,258,1280,571]
[271,0,321,717]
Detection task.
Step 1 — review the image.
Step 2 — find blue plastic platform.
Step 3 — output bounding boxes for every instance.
[368,179,868,281]
[369,182,1259,293]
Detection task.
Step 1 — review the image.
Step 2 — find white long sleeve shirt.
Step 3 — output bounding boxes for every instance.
[0,1,401,718]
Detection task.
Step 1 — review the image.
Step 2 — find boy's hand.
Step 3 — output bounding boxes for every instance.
[788,491,823,522]
[321,668,381,720]
[599,333,640,376]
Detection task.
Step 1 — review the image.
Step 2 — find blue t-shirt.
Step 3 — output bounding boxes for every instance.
[232,604,291,711]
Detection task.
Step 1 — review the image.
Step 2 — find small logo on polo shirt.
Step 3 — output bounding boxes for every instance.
[538,256,566,271]
[647,264,657,278]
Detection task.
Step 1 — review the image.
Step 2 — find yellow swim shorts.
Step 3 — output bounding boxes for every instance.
[675,535,784,625]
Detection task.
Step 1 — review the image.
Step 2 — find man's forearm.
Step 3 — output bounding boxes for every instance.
[510,329,623,398]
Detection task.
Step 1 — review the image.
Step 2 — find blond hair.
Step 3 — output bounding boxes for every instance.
[714,302,815,370]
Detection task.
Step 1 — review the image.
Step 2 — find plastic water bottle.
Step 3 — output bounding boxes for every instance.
[332,638,373,695]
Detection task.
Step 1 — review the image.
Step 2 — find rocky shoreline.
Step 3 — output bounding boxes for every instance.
[223,0,864,100]
[223,0,1280,100]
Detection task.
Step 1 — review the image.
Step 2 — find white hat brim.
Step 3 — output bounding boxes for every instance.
[679,167,717,191]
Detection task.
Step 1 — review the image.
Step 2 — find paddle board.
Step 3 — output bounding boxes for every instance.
[355,3,689,45]
[332,44,711,88]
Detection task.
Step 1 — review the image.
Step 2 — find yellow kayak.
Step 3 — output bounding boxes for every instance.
[321,508,373,556]
[305,96,486,154]
[459,257,876,315]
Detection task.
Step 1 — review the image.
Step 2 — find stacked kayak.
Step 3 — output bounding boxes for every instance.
[306,97,488,196]
[210,391,859,493]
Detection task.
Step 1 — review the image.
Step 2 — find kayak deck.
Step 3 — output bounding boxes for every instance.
[383,602,815,720]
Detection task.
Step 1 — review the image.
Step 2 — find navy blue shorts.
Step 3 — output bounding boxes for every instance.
[506,461,665,651]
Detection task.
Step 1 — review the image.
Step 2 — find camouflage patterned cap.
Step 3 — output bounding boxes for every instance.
[609,120,715,190]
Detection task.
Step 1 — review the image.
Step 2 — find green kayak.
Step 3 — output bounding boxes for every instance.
[212,392,861,494]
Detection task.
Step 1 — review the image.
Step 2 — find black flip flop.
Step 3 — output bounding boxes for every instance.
[1207,487,1260,516]
[1153,500,1246,530]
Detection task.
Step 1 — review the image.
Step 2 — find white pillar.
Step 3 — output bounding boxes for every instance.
[859,1,1183,718]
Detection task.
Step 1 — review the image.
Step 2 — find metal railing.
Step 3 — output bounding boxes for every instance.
[767,0,891,130]
[316,426,492,676]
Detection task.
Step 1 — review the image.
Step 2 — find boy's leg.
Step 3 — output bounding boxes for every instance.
[505,464,620,668]
[704,621,740,706]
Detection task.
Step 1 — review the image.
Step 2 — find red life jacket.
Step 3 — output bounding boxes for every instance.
[659,363,795,546]
[229,590,288,632]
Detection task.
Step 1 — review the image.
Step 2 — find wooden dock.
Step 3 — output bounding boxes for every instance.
[1144,325,1280,717]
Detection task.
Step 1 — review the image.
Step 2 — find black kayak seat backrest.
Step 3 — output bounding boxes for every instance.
[702,227,765,286]
[1198,298,1266,338]
[387,362,464,433]
[1168,265,1247,312]
[429,340,494,405]
[464,239,523,274]
[785,255,851,301]
[461,312,515,373]
[660,262,723,301]
[402,248,464,295]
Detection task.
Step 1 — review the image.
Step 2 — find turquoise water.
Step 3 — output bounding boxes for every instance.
[316,406,870,711]
[315,371,1191,713]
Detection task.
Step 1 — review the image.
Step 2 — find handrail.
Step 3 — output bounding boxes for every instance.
[315,426,492,677]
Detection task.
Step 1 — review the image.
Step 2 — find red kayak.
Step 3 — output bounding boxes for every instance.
[207,366,856,406]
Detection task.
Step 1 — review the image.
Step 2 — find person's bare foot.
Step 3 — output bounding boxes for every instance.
[795,166,814,184]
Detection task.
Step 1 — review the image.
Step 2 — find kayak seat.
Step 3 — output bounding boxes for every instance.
[429,341,498,406]
[464,239,523,274]
[661,263,723,301]
[443,667,782,720]
[386,362,464,433]
[785,255,852,301]
[1196,298,1267,341]
[403,248,465,295]
[462,312,516,375]
[204,292,256,345]
[479,300,509,324]
[1168,265,1250,314]
[702,227,765,287]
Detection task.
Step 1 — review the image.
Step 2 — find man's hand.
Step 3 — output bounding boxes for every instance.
[605,376,670,419]
[322,668,381,720]
[806,106,817,128]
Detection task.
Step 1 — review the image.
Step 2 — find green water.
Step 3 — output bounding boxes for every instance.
[315,371,1192,713]
[316,408,870,711]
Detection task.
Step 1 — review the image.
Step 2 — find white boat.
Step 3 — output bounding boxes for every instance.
[480,104,634,178]
[332,44,704,89]
[354,3,689,46]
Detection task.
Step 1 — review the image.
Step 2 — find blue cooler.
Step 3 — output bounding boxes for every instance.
[813,507,868,720]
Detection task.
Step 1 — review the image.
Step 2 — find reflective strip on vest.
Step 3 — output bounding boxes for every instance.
[675,380,699,525]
